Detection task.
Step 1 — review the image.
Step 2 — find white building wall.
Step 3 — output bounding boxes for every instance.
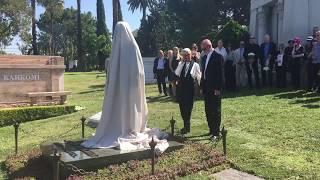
[251,0,320,45]
[309,0,320,34]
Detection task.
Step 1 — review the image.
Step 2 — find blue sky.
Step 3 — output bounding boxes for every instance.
[4,0,142,54]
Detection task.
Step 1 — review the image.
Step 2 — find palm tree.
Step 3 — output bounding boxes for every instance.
[31,0,38,55]
[127,0,155,21]
[112,0,119,33]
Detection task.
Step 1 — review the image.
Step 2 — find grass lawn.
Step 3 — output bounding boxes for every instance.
[1,71,320,179]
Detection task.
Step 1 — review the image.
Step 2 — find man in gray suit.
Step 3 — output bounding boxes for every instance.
[234,41,247,88]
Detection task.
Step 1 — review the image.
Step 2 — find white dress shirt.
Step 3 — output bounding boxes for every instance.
[204,49,214,79]
[215,47,227,61]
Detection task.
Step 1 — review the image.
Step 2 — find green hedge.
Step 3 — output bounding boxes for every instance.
[0,105,76,127]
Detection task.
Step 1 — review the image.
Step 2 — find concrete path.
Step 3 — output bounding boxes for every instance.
[211,169,264,180]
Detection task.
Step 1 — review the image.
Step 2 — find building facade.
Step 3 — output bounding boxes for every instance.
[250,0,320,45]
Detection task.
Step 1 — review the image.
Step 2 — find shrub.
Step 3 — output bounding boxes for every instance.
[213,20,250,49]
[0,105,76,127]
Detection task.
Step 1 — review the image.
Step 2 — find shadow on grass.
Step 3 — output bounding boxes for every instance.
[147,88,293,103]
[146,96,176,103]
[302,104,320,109]
[0,161,8,179]
[274,90,320,109]
[5,154,52,179]
[223,88,291,99]
[274,90,318,99]
[290,97,320,104]
[78,88,104,94]
[89,84,105,89]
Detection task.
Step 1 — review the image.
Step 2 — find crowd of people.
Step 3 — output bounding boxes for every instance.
[152,31,320,139]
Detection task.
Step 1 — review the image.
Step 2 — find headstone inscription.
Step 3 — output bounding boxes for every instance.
[0,55,68,105]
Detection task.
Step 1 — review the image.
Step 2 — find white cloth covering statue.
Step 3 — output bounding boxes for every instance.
[81,22,168,153]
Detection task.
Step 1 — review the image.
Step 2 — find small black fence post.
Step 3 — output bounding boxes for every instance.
[81,116,86,139]
[52,149,61,180]
[149,137,157,175]
[13,122,20,154]
[221,126,228,156]
[170,117,176,136]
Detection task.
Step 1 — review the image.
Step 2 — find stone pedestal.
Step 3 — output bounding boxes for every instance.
[0,55,66,104]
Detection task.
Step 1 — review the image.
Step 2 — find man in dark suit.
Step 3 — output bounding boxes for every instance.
[200,39,223,141]
[260,34,277,87]
[244,36,261,88]
[153,50,168,96]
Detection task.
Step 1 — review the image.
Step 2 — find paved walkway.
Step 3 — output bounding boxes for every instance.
[211,169,264,180]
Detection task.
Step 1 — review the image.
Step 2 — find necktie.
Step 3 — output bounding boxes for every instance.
[202,55,207,71]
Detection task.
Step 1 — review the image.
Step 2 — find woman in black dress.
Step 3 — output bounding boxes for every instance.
[168,47,181,97]
[291,37,305,89]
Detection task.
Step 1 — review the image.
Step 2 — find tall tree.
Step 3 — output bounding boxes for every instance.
[127,0,155,21]
[37,0,64,55]
[112,0,122,33]
[118,0,123,21]
[31,0,38,54]
[96,0,111,70]
[218,0,250,25]
[77,0,85,71]
[0,0,31,47]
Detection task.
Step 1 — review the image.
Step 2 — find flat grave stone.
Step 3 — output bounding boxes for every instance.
[41,140,184,176]
[211,168,264,180]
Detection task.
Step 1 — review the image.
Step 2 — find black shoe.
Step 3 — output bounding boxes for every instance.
[164,93,168,96]
[211,135,220,142]
[180,128,190,134]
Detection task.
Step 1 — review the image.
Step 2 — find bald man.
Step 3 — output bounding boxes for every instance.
[200,39,223,141]
[260,34,277,87]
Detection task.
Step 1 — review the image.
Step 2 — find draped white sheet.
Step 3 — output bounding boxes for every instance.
[81,22,169,153]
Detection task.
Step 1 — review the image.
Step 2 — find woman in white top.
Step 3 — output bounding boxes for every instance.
[175,48,201,134]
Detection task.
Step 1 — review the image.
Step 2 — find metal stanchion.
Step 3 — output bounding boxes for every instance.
[170,117,176,136]
[149,137,157,175]
[52,149,61,180]
[13,122,20,154]
[81,116,86,139]
[221,126,228,156]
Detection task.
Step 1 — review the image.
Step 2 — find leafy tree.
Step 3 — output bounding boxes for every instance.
[218,0,250,26]
[31,0,38,54]
[127,0,156,21]
[213,20,250,49]
[0,0,31,47]
[96,0,112,70]
[37,0,64,55]
[37,8,111,71]
[136,0,250,55]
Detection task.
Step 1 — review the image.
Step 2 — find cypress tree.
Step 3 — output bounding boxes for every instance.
[97,0,111,71]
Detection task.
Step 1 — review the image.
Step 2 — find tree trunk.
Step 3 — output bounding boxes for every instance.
[49,13,53,55]
[112,0,119,34]
[117,0,123,21]
[77,0,85,71]
[31,0,38,55]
